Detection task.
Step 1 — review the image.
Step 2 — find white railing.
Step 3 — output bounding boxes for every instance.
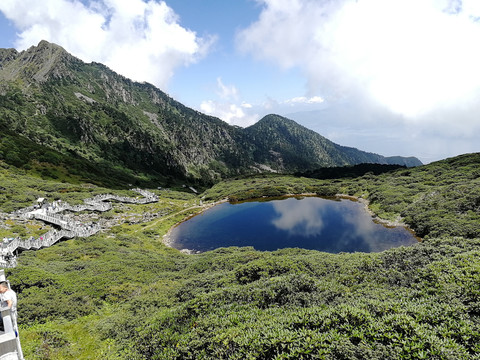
[0,269,24,359]
[1,189,159,268]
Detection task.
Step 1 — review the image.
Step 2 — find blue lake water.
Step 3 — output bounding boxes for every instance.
[169,196,419,253]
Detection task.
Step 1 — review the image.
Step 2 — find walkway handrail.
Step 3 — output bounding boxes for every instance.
[0,269,24,359]
[1,188,160,268]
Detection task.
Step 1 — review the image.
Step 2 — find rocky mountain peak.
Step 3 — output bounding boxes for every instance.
[0,40,79,83]
[0,41,422,185]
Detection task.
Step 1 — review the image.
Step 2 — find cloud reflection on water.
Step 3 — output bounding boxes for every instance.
[270,197,417,252]
[171,196,418,253]
[341,203,417,252]
[271,197,326,237]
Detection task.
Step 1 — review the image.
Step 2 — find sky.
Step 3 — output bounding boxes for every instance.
[1,0,480,163]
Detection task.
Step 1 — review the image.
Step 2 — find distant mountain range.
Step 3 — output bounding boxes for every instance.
[0,41,421,186]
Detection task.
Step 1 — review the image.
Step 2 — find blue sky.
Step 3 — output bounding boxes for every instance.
[1,0,480,163]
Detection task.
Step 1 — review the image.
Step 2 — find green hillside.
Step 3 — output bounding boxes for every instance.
[0,41,253,186]
[1,152,479,359]
[245,114,422,170]
[0,41,420,188]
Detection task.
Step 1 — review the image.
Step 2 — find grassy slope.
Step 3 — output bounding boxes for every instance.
[2,154,480,359]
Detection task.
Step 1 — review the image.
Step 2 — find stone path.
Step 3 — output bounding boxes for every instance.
[0,189,159,268]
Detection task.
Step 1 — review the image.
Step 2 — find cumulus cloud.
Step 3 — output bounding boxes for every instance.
[237,0,480,121]
[200,100,258,126]
[0,0,214,89]
[199,77,259,126]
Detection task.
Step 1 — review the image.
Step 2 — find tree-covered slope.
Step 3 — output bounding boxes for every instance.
[245,114,422,171]
[0,41,253,184]
[0,41,420,187]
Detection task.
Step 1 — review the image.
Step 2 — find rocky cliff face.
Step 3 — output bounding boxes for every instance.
[0,41,421,185]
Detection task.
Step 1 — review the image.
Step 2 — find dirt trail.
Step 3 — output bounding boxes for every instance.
[133,204,202,234]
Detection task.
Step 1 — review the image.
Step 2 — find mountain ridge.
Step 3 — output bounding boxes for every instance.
[245,114,421,168]
[0,40,421,186]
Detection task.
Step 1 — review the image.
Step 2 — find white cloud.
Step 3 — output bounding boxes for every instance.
[462,0,480,17]
[199,77,259,126]
[237,0,480,122]
[200,77,327,126]
[0,0,214,89]
[216,77,239,100]
[200,100,258,127]
[284,96,324,105]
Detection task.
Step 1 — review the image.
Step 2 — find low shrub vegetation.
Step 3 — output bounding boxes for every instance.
[2,153,480,359]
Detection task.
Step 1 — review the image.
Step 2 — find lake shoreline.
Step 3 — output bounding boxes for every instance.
[337,194,408,228]
[162,198,228,251]
[162,193,417,252]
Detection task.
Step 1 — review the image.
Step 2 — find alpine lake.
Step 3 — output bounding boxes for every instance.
[168,196,420,253]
